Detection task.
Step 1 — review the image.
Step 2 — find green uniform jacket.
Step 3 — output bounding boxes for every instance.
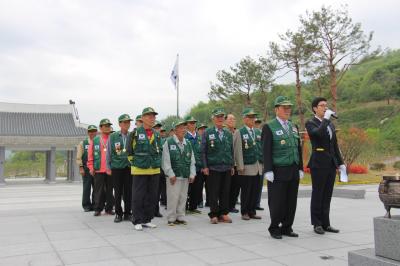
[108,131,131,169]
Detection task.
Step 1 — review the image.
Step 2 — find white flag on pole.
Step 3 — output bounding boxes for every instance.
[170,54,179,89]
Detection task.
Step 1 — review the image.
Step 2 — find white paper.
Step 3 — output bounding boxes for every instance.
[339,169,348,182]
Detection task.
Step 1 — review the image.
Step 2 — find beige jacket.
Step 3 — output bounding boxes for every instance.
[233,128,263,176]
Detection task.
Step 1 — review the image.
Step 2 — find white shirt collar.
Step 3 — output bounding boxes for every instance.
[276,117,288,127]
[187,131,197,138]
[314,115,323,122]
[173,134,187,145]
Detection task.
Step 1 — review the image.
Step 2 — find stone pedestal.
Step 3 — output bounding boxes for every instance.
[374,216,400,261]
[349,249,400,266]
[348,216,400,265]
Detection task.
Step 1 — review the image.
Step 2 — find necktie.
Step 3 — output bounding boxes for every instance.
[218,129,224,141]
[283,121,289,133]
[250,128,255,140]
[327,124,332,140]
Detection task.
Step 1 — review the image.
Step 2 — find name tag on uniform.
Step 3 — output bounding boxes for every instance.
[209,134,216,140]
[84,145,89,150]
[170,145,177,151]
[138,134,146,140]
[275,130,284,136]
[94,145,100,150]
[243,134,249,140]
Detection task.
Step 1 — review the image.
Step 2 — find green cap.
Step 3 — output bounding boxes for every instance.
[172,119,187,129]
[255,116,262,123]
[99,118,112,126]
[211,107,226,117]
[118,114,132,122]
[153,120,162,128]
[160,126,166,132]
[142,107,158,116]
[274,96,293,107]
[135,115,142,121]
[87,125,98,131]
[197,123,207,129]
[184,115,197,123]
[242,107,258,117]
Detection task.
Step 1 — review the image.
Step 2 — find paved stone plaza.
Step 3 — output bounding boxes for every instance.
[0,182,395,266]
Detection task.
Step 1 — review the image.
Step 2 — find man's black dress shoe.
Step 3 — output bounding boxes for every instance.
[314,225,325,234]
[255,207,264,211]
[270,233,282,239]
[324,226,340,233]
[114,215,122,223]
[230,208,239,213]
[84,208,91,212]
[282,232,298,237]
[93,211,101,216]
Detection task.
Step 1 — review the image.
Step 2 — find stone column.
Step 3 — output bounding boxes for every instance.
[71,148,81,182]
[0,146,6,186]
[45,147,56,184]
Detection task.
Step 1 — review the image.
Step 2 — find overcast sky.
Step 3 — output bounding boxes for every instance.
[0,0,399,126]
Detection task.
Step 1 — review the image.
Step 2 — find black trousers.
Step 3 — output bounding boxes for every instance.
[93,173,114,212]
[202,174,210,206]
[255,174,264,208]
[112,167,132,216]
[155,171,166,214]
[229,170,240,210]
[267,165,299,234]
[310,167,336,227]
[82,168,94,209]
[207,170,231,218]
[238,174,259,216]
[132,174,159,225]
[188,171,204,210]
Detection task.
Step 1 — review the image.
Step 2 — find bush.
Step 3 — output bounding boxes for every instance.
[349,164,368,174]
[369,162,386,171]
[394,161,400,170]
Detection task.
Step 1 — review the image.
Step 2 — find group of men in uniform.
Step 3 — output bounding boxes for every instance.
[77,95,344,238]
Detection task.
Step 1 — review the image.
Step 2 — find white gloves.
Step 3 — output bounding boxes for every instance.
[324,109,336,120]
[264,171,274,182]
[299,170,304,179]
[339,164,348,182]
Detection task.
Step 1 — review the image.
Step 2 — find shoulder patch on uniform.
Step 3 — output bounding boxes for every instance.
[242,134,249,140]
[275,130,284,136]
[138,134,146,140]
[170,145,177,150]
[209,134,216,140]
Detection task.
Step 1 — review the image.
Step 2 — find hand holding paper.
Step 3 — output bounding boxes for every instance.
[339,164,348,182]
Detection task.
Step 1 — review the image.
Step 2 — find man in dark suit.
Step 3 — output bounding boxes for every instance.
[262,96,303,239]
[305,97,346,235]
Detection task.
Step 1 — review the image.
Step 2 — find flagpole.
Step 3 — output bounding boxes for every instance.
[176,54,179,118]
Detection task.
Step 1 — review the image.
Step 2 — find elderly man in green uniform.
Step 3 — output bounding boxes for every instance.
[262,96,303,239]
[201,107,234,224]
[184,115,203,214]
[234,108,262,220]
[162,120,196,225]
[127,107,162,231]
[76,125,98,212]
[106,114,133,223]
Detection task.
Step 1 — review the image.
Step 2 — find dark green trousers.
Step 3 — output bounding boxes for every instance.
[82,168,94,210]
